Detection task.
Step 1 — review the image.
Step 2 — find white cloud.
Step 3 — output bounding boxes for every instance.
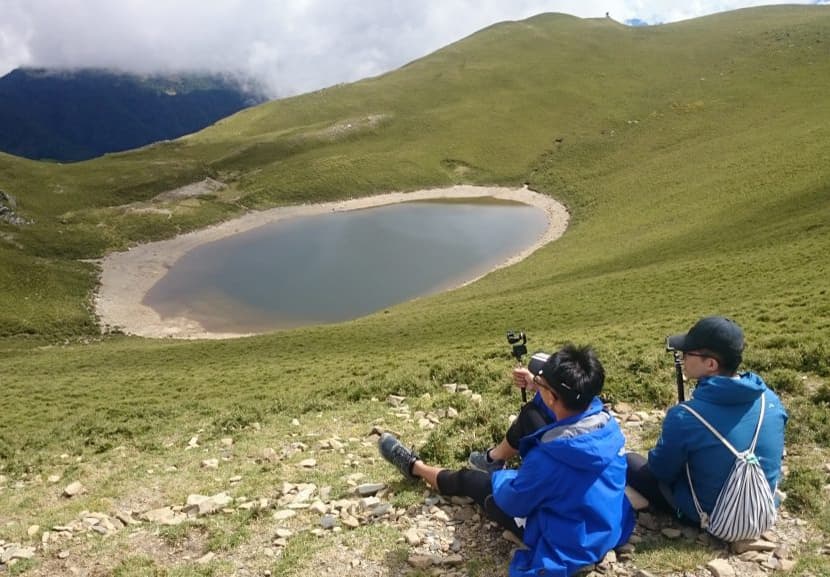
[0,1,823,97]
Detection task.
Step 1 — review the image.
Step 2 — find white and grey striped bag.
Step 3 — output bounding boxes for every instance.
[681,395,776,542]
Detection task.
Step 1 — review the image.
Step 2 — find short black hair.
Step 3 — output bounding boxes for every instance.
[540,344,605,411]
[704,348,742,376]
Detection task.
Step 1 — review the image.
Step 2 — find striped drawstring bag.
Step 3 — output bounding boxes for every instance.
[681,394,776,542]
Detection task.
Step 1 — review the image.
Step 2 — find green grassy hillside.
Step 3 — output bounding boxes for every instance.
[1,6,829,574]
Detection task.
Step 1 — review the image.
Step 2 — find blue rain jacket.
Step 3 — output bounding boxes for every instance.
[648,372,787,523]
[492,397,635,577]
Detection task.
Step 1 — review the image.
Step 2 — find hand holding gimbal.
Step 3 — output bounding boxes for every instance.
[507,331,528,402]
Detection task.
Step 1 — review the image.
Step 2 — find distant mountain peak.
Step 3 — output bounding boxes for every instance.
[0,68,268,162]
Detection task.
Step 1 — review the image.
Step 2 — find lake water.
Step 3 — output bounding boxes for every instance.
[143,198,548,332]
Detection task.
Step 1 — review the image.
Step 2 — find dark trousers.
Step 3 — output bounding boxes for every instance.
[625,452,676,512]
[506,400,554,449]
[436,468,524,538]
[433,400,555,538]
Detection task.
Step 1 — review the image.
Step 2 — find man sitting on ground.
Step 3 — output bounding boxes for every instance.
[379,344,635,577]
[626,316,787,538]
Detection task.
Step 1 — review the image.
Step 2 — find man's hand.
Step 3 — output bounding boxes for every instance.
[512,367,535,392]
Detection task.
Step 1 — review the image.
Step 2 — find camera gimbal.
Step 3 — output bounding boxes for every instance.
[507,331,528,402]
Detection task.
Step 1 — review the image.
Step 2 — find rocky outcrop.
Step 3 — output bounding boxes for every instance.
[0,190,32,226]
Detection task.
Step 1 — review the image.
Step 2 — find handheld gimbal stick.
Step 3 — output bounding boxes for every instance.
[507,331,528,403]
[666,337,686,402]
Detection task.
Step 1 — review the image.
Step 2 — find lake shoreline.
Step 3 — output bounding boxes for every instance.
[95,185,569,339]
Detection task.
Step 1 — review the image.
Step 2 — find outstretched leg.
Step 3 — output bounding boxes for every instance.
[380,433,522,537]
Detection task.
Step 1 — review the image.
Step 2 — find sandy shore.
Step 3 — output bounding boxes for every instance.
[95,185,569,339]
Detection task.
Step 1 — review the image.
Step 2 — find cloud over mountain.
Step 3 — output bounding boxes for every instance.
[0,1,824,98]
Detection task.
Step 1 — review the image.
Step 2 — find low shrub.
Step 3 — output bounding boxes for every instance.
[781,465,825,515]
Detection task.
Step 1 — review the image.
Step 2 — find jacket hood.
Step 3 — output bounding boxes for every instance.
[692,371,768,405]
[529,397,625,473]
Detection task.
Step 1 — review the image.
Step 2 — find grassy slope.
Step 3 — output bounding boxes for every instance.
[1,6,829,570]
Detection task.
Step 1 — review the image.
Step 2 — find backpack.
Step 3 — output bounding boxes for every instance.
[680,394,777,542]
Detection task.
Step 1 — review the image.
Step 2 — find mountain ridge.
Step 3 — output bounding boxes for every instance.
[0,67,267,162]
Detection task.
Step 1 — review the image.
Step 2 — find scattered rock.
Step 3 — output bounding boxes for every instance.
[599,549,616,568]
[358,496,381,510]
[185,492,233,517]
[731,539,778,554]
[273,510,297,521]
[261,447,279,462]
[0,545,36,563]
[778,558,796,572]
[141,507,186,526]
[407,554,434,569]
[63,481,85,498]
[706,558,735,577]
[387,395,406,407]
[405,527,421,546]
[201,458,219,469]
[356,483,385,497]
[309,501,328,514]
[341,514,360,528]
[114,510,139,526]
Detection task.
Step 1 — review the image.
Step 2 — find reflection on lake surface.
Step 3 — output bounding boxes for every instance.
[143,198,547,332]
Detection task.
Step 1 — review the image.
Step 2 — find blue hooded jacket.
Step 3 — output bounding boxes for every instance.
[491,397,636,577]
[648,372,787,523]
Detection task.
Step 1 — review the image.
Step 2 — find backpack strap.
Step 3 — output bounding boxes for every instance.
[681,394,766,458]
[679,393,767,529]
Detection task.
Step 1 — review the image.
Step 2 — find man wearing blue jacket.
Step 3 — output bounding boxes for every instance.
[626,316,788,528]
[379,344,635,577]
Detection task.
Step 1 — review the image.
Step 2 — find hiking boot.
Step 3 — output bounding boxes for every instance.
[378,433,419,480]
[468,449,506,473]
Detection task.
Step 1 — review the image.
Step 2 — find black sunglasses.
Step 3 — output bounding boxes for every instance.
[683,351,723,364]
[683,351,715,360]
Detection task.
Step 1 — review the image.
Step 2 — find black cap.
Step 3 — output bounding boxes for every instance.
[536,354,583,402]
[667,316,745,362]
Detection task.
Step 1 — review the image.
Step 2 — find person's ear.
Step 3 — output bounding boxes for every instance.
[705,356,719,372]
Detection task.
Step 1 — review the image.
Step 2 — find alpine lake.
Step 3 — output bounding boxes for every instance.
[143,197,548,333]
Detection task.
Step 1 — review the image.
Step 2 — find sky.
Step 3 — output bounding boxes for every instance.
[1,1,827,98]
